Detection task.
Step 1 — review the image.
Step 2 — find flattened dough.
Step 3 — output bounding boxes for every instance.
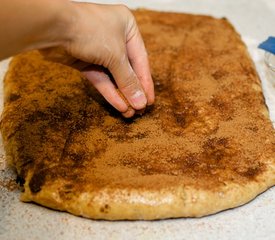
[1,10,275,220]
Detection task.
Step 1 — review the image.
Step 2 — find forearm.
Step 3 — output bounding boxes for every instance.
[0,0,73,60]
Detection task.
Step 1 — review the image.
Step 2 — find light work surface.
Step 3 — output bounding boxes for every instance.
[0,0,275,239]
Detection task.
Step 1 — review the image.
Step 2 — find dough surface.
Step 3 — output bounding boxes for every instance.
[1,9,275,220]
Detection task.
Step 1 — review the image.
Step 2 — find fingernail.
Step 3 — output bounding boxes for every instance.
[130,90,147,109]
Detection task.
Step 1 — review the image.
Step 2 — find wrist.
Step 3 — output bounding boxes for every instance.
[24,0,76,51]
[52,1,77,49]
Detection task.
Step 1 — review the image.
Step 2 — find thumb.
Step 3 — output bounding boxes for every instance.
[108,53,147,110]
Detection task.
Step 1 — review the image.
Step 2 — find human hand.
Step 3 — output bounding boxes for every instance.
[43,3,154,118]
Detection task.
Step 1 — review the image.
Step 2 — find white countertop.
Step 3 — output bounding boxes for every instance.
[1,1,275,239]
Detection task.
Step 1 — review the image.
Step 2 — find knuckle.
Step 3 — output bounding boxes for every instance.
[119,72,139,91]
[107,52,123,69]
[116,4,135,23]
[116,4,131,14]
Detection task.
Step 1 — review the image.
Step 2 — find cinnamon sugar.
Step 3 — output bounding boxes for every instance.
[1,10,274,201]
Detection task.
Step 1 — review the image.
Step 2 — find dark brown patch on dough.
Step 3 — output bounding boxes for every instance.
[29,169,46,193]
[100,204,110,213]
[7,93,21,102]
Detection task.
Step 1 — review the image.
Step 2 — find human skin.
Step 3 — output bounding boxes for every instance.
[0,0,154,118]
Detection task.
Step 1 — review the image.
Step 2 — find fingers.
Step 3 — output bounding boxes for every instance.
[126,20,155,105]
[121,107,135,118]
[42,46,137,117]
[82,65,136,117]
[107,52,148,110]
